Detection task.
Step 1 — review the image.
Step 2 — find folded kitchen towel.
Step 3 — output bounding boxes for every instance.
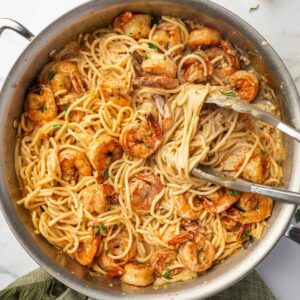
[0,268,275,300]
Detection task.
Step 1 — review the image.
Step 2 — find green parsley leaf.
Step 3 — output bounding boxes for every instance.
[196,53,202,58]
[259,148,266,154]
[80,221,83,225]
[228,189,240,196]
[295,209,300,223]
[144,54,150,60]
[40,104,46,113]
[53,124,63,129]
[147,42,159,50]
[198,247,206,253]
[242,229,250,239]
[105,249,109,256]
[55,98,60,104]
[162,268,171,279]
[101,224,107,232]
[92,225,101,235]
[47,70,56,82]
[202,256,206,261]
[145,145,153,149]
[103,168,109,177]
[249,4,259,13]
[223,91,236,98]
[63,104,69,112]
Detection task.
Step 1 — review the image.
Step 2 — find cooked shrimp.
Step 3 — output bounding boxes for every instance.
[120,113,163,158]
[205,45,239,81]
[87,137,123,174]
[129,174,164,214]
[227,70,259,102]
[75,236,100,266]
[238,195,273,224]
[38,61,84,96]
[175,194,202,220]
[236,193,258,212]
[236,224,252,243]
[188,27,221,49]
[25,85,57,125]
[151,248,178,276]
[101,82,131,107]
[121,263,154,286]
[56,92,83,122]
[201,189,240,214]
[221,207,240,231]
[181,52,213,83]
[169,232,215,272]
[81,184,108,215]
[114,12,151,39]
[99,231,136,278]
[223,148,270,184]
[133,75,179,89]
[142,53,177,78]
[242,149,269,184]
[59,149,92,183]
[152,22,182,49]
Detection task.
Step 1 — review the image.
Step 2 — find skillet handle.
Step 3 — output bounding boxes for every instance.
[285,224,300,244]
[0,18,35,41]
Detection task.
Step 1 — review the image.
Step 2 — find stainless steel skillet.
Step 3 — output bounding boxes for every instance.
[0,1,300,299]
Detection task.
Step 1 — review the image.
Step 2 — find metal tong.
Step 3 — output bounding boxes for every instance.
[191,95,300,205]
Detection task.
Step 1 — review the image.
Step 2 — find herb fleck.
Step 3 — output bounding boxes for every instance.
[242,229,250,239]
[145,145,153,149]
[228,189,240,196]
[47,70,56,82]
[295,209,300,223]
[55,98,60,104]
[163,268,171,279]
[92,225,101,235]
[144,54,150,60]
[202,256,206,261]
[249,4,259,13]
[80,221,83,225]
[198,247,206,253]
[259,148,265,154]
[147,42,159,50]
[196,53,202,58]
[223,91,236,98]
[40,104,46,113]
[101,224,107,232]
[103,168,109,177]
[63,104,69,112]
[53,124,63,129]
[105,249,109,256]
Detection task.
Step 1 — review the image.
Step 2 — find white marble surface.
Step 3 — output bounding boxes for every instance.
[0,0,300,299]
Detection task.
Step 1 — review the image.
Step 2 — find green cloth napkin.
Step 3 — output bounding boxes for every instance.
[0,268,275,300]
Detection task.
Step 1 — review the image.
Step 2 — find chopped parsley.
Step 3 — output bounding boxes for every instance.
[147,42,159,50]
[196,53,202,58]
[249,4,259,13]
[55,98,60,104]
[145,145,153,149]
[241,229,250,239]
[228,189,240,196]
[92,225,101,235]
[63,104,69,112]
[80,221,83,225]
[103,168,109,177]
[259,148,266,154]
[162,268,171,279]
[295,209,300,223]
[40,104,46,113]
[144,54,150,60]
[53,124,63,129]
[223,91,236,98]
[101,224,107,232]
[202,256,206,261]
[105,249,109,256]
[198,247,206,253]
[47,70,56,82]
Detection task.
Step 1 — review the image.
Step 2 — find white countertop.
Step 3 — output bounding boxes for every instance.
[0,0,300,299]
